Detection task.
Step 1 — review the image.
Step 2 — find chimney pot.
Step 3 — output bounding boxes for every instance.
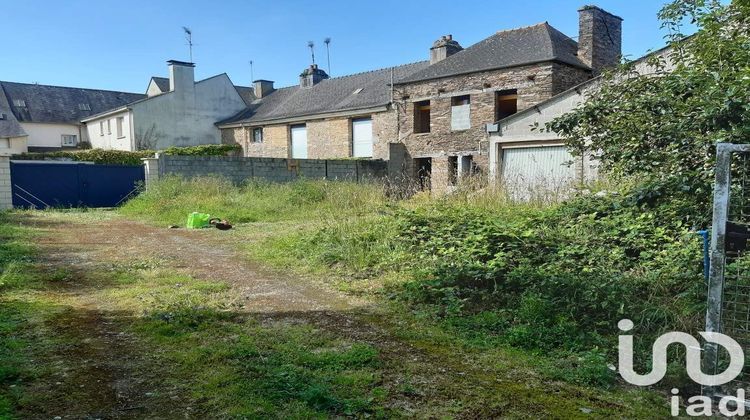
[300,64,329,88]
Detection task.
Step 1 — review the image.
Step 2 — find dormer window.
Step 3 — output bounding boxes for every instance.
[78,103,91,111]
[12,99,25,107]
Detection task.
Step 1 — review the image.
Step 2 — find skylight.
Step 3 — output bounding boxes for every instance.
[353,88,363,95]
[78,103,91,111]
[12,99,25,107]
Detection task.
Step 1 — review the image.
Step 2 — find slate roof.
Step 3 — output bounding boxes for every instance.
[0,81,145,125]
[234,86,256,106]
[219,61,429,125]
[0,89,26,138]
[396,23,589,84]
[150,77,170,93]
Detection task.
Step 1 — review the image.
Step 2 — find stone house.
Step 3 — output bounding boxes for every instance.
[0,81,143,152]
[81,60,250,151]
[390,6,623,192]
[217,62,428,160]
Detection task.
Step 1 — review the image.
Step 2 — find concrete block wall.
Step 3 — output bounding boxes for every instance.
[149,155,387,186]
[0,157,11,209]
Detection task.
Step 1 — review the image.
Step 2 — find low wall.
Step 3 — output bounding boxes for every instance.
[144,154,387,187]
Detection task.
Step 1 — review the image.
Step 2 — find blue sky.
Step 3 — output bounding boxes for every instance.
[3,1,685,93]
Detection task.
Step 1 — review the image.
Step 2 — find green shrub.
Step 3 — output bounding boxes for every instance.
[15,144,241,166]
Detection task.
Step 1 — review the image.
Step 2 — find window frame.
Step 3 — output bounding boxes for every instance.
[99,121,104,136]
[252,127,264,143]
[413,100,431,134]
[61,134,77,147]
[116,116,124,138]
[494,89,518,122]
[107,119,111,135]
[0,138,10,149]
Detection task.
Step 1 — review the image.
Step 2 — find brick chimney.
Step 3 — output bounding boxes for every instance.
[430,35,462,65]
[167,60,195,94]
[300,64,328,88]
[578,5,623,75]
[254,80,274,98]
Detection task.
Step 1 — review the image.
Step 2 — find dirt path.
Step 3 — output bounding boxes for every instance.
[18,213,468,418]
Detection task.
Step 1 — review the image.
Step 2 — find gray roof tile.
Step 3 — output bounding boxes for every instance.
[396,23,589,84]
[220,61,429,125]
[150,77,170,93]
[0,89,25,138]
[0,81,145,124]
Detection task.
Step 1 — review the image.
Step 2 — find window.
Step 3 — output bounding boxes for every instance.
[495,90,518,121]
[450,95,471,131]
[12,99,25,107]
[0,139,9,149]
[448,156,458,186]
[61,134,77,147]
[99,121,104,136]
[78,103,91,111]
[116,117,124,138]
[252,127,263,143]
[107,119,111,135]
[414,100,431,134]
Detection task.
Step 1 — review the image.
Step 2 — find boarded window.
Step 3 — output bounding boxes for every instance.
[495,90,518,121]
[414,100,431,134]
[450,95,471,131]
[290,124,307,159]
[448,156,458,186]
[253,128,263,143]
[352,118,373,157]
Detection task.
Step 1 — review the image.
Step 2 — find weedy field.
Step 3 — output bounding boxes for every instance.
[0,176,696,418]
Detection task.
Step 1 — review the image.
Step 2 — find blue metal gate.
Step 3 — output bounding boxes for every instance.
[10,161,144,209]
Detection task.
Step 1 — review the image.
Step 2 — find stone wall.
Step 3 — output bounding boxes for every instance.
[220,111,396,161]
[391,62,593,193]
[0,157,11,210]
[149,155,387,186]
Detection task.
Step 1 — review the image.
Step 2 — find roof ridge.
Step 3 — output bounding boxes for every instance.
[323,60,430,82]
[0,80,142,96]
[495,21,549,35]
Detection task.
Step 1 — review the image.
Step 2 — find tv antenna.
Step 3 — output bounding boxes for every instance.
[307,41,316,65]
[249,60,254,82]
[324,37,332,75]
[182,26,193,62]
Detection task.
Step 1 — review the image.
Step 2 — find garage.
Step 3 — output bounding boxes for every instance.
[290,124,307,159]
[500,145,577,199]
[352,118,373,158]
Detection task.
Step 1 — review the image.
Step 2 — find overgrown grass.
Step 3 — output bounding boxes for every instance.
[121,176,387,225]
[122,176,706,390]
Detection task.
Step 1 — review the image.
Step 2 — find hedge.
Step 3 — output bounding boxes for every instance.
[14,144,241,166]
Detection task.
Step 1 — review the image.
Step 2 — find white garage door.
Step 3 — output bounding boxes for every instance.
[501,146,577,200]
[290,124,307,159]
[352,118,373,158]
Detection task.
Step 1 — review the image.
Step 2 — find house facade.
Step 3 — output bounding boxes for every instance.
[390,6,622,192]
[0,92,28,155]
[82,60,250,151]
[0,81,143,151]
[486,43,678,199]
[218,62,428,161]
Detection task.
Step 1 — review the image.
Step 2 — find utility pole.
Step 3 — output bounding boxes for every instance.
[324,37,332,75]
[182,27,193,62]
[307,41,316,65]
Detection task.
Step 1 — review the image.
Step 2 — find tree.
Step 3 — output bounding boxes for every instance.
[548,0,750,225]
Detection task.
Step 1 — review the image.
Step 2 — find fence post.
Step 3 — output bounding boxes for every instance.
[142,153,161,190]
[0,156,11,209]
[704,143,732,397]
